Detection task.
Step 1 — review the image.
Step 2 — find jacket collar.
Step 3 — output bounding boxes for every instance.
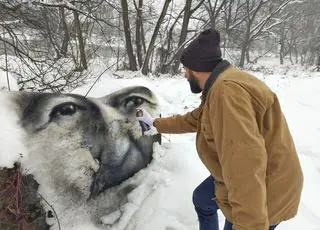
[201,60,231,102]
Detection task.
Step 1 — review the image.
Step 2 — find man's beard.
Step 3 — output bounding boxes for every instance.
[188,75,202,94]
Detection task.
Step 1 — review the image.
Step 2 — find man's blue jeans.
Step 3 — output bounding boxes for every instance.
[192,176,278,230]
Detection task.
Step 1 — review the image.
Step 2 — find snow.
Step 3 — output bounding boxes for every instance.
[0,92,27,168]
[0,72,24,167]
[0,70,19,91]
[1,60,320,229]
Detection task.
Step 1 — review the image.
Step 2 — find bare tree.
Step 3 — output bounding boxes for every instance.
[0,0,105,91]
[120,0,138,71]
[221,0,247,59]
[133,0,145,68]
[59,7,70,57]
[272,0,320,66]
[141,0,172,75]
[0,0,319,89]
[170,0,193,74]
[236,0,294,67]
[156,0,205,74]
[205,0,228,29]
[73,10,88,70]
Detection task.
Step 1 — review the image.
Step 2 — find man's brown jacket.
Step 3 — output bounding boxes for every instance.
[154,66,303,230]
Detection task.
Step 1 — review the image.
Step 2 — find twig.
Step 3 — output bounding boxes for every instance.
[84,61,118,97]
[37,192,61,230]
[0,162,32,229]
[3,39,10,91]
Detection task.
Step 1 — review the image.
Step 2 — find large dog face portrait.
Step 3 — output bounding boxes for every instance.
[4,86,160,205]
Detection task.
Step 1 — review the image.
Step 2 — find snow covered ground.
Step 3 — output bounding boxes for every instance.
[1,63,320,229]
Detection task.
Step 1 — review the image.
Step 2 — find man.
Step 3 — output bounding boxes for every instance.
[137,29,303,230]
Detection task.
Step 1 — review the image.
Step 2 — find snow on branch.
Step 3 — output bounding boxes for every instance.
[0,20,21,26]
[30,0,96,21]
[250,0,293,38]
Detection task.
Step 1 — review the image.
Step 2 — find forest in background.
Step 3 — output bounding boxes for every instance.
[0,0,319,92]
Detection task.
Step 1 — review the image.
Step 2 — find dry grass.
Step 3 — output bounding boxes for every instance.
[0,163,33,230]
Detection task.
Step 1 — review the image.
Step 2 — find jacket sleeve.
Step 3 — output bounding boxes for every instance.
[153,107,200,134]
[210,81,269,230]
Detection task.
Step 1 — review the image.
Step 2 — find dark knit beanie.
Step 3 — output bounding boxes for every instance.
[180,29,222,72]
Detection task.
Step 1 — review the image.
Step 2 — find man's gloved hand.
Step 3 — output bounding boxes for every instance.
[136,108,155,127]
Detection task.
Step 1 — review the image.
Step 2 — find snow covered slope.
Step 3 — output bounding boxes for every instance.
[1,67,320,229]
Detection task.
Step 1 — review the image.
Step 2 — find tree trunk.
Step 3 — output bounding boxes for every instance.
[308,48,316,65]
[245,45,250,63]
[289,49,293,64]
[149,47,155,73]
[239,10,252,68]
[141,23,147,55]
[294,46,298,64]
[280,49,284,65]
[239,29,250,68]
[141,0,172,75]
[73,10,87,70]
[279,30,285,65]
[171,0,192,74]
[222,0,233,58]
[239,44,246,68]
[157,0,204,74]
[60,7,69,57]
[135,0,144,68]
[121,0,138,71]
[4,40,10,91]
[116,15,121,70]
[42,8,61,58]
[223,33,228,58]
[157,8,184,74]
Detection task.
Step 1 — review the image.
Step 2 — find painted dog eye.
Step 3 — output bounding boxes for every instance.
[50,102,86,119]
[124,96,145,109]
